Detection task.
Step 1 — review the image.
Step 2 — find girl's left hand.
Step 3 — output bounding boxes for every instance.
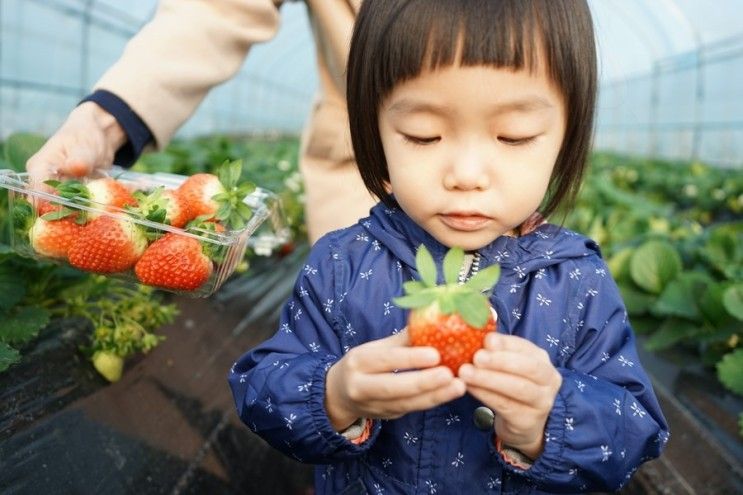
[458,333,562,460]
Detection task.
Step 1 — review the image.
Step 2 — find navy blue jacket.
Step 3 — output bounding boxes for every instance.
[229,203,669,494]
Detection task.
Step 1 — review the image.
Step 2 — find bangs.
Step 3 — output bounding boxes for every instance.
[374,0,548,99]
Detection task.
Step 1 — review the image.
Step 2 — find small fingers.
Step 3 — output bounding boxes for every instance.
[354,365,454,400]
[350,334,440,373]
[459,364,543,405]
[369,378,466,417]
[473,348,559,387]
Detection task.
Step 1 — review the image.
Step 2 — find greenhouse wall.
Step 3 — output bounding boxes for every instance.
[1,0,741,168]
[0,0,316,139]
[596,35,743,168]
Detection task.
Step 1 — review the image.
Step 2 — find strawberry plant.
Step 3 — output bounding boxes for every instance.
[563,152,743,435]
[1,133,178,380]
[394,245,500,374]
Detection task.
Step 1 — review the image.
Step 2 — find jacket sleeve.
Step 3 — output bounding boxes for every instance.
[94,0,281,148]
[228,236,379,463]
[502,256,669,492]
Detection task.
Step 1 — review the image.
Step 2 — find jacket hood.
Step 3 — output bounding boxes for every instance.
[363,202,600,278]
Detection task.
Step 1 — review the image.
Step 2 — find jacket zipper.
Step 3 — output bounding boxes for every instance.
[457,252,481,284]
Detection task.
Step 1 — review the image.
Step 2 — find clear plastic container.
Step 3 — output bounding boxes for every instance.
[0,167,291,297]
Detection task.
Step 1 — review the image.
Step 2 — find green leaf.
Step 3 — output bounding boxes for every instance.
[722,284,743,321]
[403,280,426,294]
[40,206,76,221]
[238,182,256,197]
[630,240,682,294]
[699,282,733,328]
[629,315,661,335]
[618,283,655,316]
[0,264,27,311]
[716,349,743,395]
[0,306,50,345]
[452,291,490,328]
[652,272,710,321]
[415,245,437,287]
[393,290,437,309]
[443,247,464,285]
[0,341,20,373]
[236,202,253,221]
[607,247,634,282]
[438,292,456,314]
[464,264,501,293]
[644,318,699,351]
[3,133,46,171]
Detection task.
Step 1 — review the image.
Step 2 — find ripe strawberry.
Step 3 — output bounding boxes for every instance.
[134,233,213,290]
[85,177,137,216]
[27,201,85,259]
[44,177,137,220]
[162,189,191,228]
[68,215,148,273]
[177,159,255,229]
[132,186,190,228]
[394,245,500,375]
[28,215,82,259]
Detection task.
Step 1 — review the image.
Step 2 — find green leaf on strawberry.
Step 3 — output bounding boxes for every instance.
[415,245,437,287]
[443,247,464,284]
[394,245,501,374]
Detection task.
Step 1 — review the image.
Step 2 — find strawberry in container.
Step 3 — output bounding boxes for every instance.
[0,159,290,297]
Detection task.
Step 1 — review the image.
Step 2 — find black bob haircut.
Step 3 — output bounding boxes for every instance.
[347,0,597,219]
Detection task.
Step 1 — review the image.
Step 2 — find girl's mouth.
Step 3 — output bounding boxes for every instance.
[438,212,492,231]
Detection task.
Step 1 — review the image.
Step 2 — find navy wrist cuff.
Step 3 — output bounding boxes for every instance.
[79,89,153,168]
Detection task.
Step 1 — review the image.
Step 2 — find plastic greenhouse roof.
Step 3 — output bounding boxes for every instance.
[590,0,743,82]
[66,0,743,84]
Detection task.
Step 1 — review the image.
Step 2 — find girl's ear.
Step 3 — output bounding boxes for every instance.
[383,181,393,194]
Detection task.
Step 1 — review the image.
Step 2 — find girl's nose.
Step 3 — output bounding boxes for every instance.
[443,148,491,191]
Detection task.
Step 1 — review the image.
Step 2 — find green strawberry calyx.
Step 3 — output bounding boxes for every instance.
[211,159,256,231]
[41,179,91,224]
[393,245,500,328]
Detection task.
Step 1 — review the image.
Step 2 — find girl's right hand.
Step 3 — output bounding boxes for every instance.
[26,101,127,191]
[324,330,466,432]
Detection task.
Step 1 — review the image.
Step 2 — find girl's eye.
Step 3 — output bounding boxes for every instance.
[498,136,537,146]
[402,134,440,146]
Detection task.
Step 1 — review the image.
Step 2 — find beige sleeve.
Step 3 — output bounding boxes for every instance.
[94,0,281,149]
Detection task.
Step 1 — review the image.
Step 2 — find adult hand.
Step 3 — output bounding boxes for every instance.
[459,333,562,460]
[26,101,127,191]
[324,330,466,431]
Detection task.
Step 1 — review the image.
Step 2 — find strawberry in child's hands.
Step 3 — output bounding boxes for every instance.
[394,245,500,375]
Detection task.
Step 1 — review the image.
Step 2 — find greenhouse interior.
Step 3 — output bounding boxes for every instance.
[0,1,741,494]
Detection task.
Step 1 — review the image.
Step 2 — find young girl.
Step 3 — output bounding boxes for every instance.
[229,1,669,493]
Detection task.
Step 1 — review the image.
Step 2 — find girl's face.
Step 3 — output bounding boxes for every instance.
[379,59,567,251]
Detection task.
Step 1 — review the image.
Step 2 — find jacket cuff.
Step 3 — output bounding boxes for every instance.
[308,356,379,458]
[79,89,154,167]
[491,386,568,484]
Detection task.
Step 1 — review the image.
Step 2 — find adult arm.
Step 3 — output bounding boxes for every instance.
[27,0,281,184]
